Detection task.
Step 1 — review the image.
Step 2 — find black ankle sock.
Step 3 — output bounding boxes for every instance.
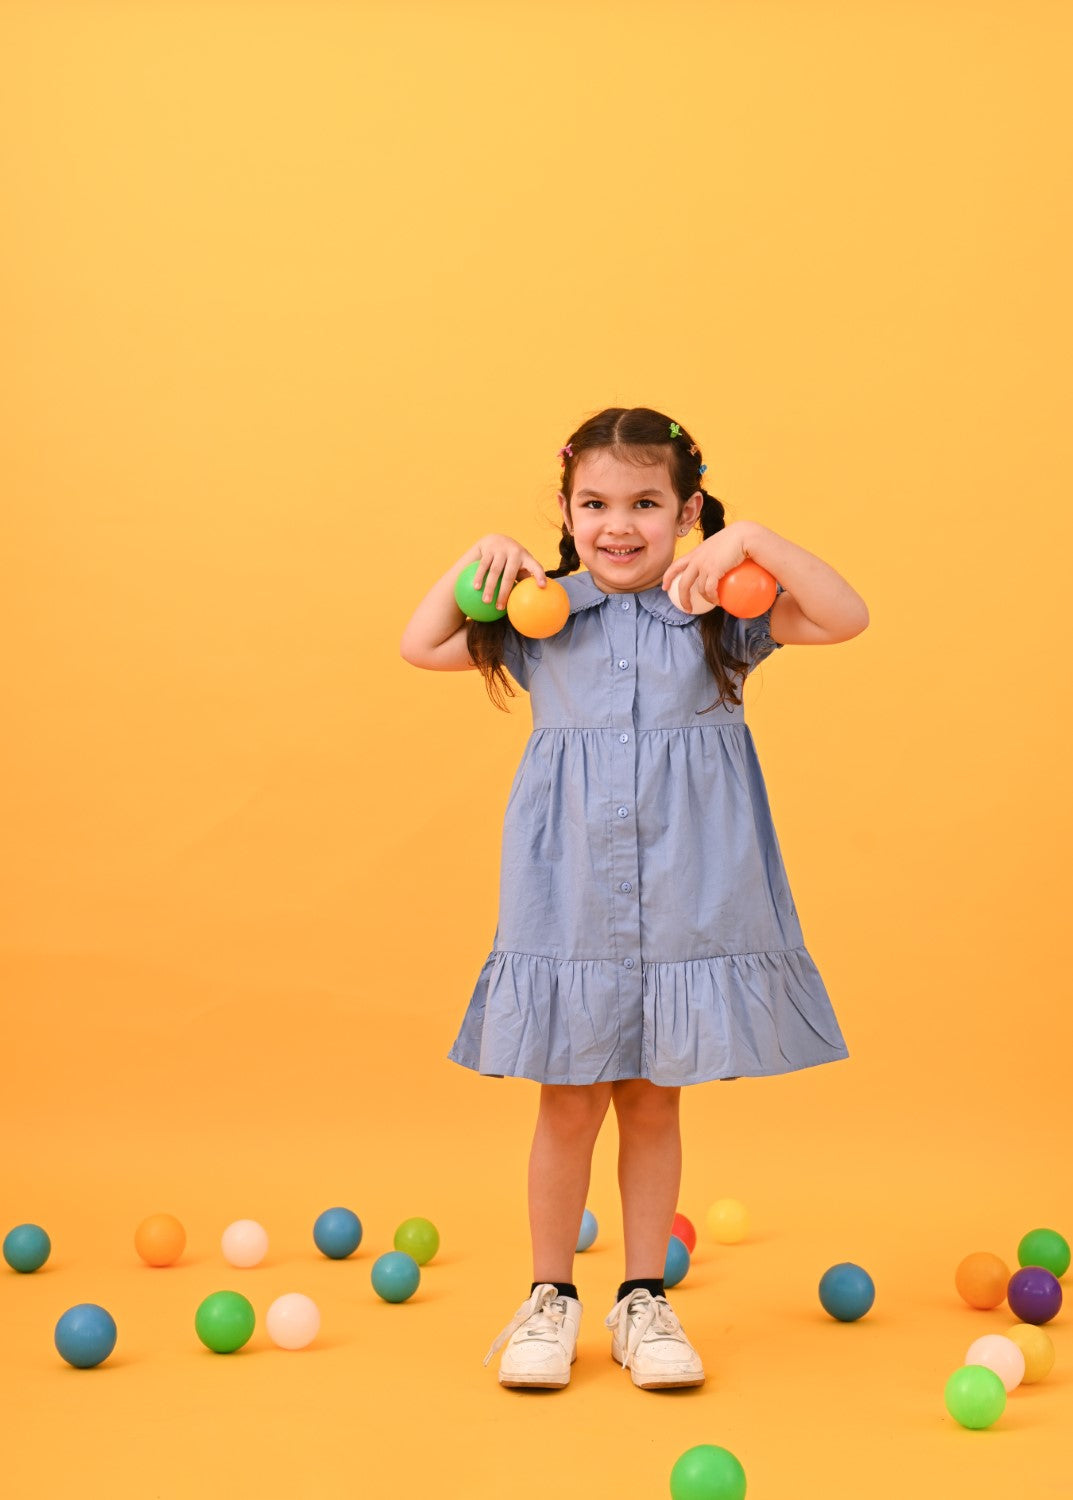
[531,1280,578,1301]
[616,1277,665,1303]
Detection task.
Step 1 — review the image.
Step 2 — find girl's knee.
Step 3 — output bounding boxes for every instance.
[612,1079,681,1128]
[538,1082,612,1132]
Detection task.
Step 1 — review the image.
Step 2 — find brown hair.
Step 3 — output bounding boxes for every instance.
[468,406,749,711]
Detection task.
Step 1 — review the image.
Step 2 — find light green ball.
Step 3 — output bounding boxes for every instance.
[944,1364,1006,1429]
[670,1445,747,1500]
[1018,1227,1070,1279]
[454,560,508,621]
[393,1217,440,1266]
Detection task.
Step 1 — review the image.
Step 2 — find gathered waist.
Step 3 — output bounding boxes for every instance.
[528,719,748,733]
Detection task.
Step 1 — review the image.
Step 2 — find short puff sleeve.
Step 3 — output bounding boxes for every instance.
[720,585,784,675]
[501,625,544,693]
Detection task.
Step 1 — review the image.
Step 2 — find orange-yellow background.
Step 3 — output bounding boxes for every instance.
[2,2,1071,1496]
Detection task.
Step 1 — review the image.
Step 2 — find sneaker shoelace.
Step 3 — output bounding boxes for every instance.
[604,1290,688,1369]
[483,1283,569,1366]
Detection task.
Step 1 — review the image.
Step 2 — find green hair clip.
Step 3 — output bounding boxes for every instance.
[669,423,681,439]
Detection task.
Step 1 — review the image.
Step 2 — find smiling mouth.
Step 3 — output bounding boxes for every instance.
[599,545,642,557]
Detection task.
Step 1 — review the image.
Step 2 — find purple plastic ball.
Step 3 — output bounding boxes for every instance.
[1007,1266,1063,1325]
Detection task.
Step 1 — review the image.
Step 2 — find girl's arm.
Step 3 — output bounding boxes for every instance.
[663,520,869,645]
[400,534,548,671]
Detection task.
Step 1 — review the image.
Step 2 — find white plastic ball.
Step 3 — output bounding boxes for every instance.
[966,1333,1026,1392]
[668,575,717,615]
[221,1219,269,1268]
[266,1293,321,1350]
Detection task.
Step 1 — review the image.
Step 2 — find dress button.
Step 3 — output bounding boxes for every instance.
[623,957,635,969]
[618,659,629,670]
[617,806,629,818]
[621,600,630,610]
[620,881,632,893]
[619,733,629,743]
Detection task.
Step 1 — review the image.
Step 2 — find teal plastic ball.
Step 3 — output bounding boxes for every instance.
[665,1233,691,1289]
[54,1304,117,1368]
[3,1223,51,1273]
[371,1251,421,1303]
[313,1207,363,1260]
[454,560,509,620]
[818,1262,875,1321]
[577,1208,598,1252]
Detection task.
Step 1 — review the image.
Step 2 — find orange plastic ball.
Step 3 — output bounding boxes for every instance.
[506,577,570,639]
[955,1251,1010,1309]
[134,1213,187,1267]
[717,560,778,619]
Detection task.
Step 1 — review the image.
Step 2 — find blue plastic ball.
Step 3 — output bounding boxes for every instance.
[576,1208,598,1253]
[313,1206,363,1260]
[54,1304,118,1368]
[371,1251,421,1303]
[819,1262,875,1322]
[665,1233,691,1289]
[3,1223,52,1273]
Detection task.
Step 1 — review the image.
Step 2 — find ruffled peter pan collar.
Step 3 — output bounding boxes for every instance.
[560,570,698,626]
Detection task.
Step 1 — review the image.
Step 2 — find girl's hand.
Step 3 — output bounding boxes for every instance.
[664,520,869,643]
[662,527,748,612]
[472,534,548,611]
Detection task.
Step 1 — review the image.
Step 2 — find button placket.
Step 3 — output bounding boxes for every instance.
[609,596,642,1018]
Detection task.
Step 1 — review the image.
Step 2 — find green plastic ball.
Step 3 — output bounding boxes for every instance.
[393,1217,440,1266]
[670,1445,747,1500]
[944,1364,1007,1429]
[195,1290,256,1353]
[1018,1227,1070,1279]
[454,560,509,621]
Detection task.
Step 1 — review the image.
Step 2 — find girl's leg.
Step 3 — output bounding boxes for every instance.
[612,1079,682,1278]
[528,1082,613,1283]
[605,1080,704,1389]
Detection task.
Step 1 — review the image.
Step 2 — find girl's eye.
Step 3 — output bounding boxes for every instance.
[636,499,656,508]
[581,500,605,509]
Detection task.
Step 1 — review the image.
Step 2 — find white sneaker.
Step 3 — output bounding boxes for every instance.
[483,1284,582,1389]
[604,1289,705,1389]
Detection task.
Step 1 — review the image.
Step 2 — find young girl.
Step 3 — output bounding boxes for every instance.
[400,406,868,1392]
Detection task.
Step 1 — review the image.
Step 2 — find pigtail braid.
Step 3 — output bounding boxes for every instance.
[698,489,726,537]
[695,486,749,712]
[547,526,581,579]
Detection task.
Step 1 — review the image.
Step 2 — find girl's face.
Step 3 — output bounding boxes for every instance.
[559,449,702,594]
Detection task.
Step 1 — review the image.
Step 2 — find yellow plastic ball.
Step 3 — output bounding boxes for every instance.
[706,1198,749,1244]
[1004,1322,1056,1383]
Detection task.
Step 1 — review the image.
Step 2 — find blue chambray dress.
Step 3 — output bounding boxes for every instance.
[448,570,849,1086]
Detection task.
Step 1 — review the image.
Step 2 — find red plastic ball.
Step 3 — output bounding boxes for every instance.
[671,1212,697,1253]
